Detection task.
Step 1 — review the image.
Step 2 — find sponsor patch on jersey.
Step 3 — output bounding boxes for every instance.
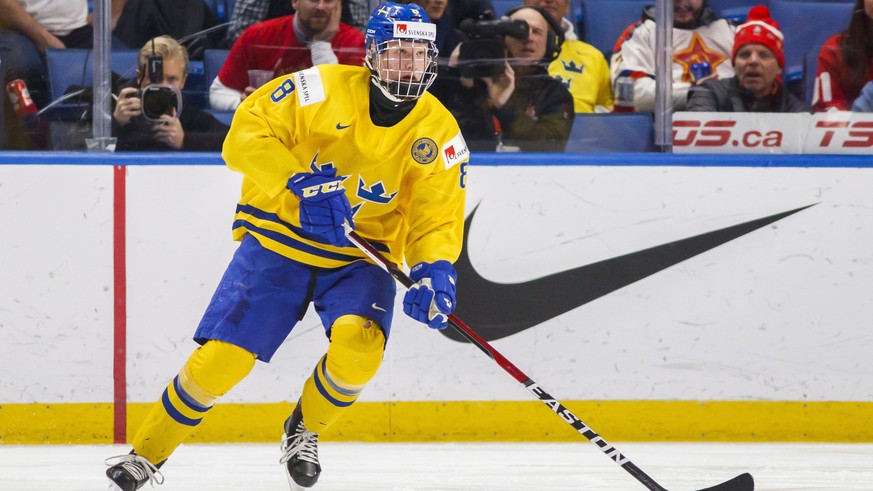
[294,68,325,107]
[411,137,438,164]
[441,132,469,169]
[393,22,437,42]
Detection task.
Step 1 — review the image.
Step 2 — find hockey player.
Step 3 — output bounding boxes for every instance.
[105,2,469,490]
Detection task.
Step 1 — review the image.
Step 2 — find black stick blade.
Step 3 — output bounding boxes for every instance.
[695,473,754,491]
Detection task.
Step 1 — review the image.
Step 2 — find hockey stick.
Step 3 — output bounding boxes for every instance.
[344,225,754,491]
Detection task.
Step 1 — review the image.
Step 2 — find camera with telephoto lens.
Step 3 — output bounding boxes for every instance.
[457,18,530,79]
[137,54,183,122]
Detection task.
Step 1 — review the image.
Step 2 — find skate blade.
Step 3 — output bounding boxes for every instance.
[285,473,313,491]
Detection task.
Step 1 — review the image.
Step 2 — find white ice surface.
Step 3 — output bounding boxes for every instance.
[1,442,872,490]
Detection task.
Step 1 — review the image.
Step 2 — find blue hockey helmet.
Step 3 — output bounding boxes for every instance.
[365,2,439,101]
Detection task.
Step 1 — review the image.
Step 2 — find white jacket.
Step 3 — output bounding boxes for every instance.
[611,16,735,111]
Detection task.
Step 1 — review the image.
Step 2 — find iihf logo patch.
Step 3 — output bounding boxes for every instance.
[411,137,438,164]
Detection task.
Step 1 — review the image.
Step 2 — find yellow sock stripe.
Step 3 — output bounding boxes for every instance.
[313,356,360,407]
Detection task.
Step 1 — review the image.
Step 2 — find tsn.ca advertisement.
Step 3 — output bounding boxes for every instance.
[673,111,873,155]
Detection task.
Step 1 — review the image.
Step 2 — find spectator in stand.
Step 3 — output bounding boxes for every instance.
[611,0,735,112]
[226,0,295,45]
[812,0,873,112]
[447,0,495,27]
[209,0,365,111]
[0,0,100,149]
[338,0,374,32]
[854,81,873,112]
[423,0,497,102]
[113,0,224,59]
[0,0,95,56]
[419,0,493,63]
[390,0,495,31]
[523,0,612,112]
[0,0,129,104]
[420,0,464,56]
[687,5,808,112]
[225,0,372,46]
[437,5,574,152]
[0,0,93,119]
[113,36,229,151]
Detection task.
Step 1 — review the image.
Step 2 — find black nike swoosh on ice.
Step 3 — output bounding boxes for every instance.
[440,203,816,343]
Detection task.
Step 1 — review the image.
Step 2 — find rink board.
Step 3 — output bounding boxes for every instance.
[1,152,872,443]
[3,400,872,444]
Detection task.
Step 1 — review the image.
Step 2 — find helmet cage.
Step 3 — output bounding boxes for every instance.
[366,39,439,101]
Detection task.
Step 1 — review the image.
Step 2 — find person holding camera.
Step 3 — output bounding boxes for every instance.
[437,5,574,152]
[113,35,229,151]
[523,0,612,113]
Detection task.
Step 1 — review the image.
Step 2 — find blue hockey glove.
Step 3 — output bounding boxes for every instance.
[852,81,873,112]
[403,260,457,330]
[287,168,354,247]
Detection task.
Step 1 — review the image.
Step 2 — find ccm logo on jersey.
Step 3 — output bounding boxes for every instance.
[300,181,343,198]
[441,132,469,169]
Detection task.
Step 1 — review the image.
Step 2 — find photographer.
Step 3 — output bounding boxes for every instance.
[114,35,229,151]
[435,6,574,152]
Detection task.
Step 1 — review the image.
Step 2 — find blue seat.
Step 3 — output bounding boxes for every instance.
[204,48,230,86]
[580,0,650,56]
[564,113,655,153]
[768,0,853,86]
[203,49,231,109]
[204,0,229,21]
[45,49,140,102]
[206,108,235,126]
[709,0,766,22]
[183,60,208,111]
[491,0,518,17]
[708,0,766,10]
[802,46,821,106]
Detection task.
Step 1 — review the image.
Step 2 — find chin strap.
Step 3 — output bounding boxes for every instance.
[369,75,407,103]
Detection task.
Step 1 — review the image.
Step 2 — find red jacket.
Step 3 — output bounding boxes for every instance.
[813,33,873,111]
[218,15,365,91]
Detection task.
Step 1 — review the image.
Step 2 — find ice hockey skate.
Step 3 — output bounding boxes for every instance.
[280,403,321,489]
[105,453,164,491]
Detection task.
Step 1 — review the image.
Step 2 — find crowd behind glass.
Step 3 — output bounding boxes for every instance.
[1,0,871,152]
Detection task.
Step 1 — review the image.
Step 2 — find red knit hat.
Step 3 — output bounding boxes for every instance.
[731,5,785,68]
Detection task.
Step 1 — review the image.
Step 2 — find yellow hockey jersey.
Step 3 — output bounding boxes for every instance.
[548,39,614,113]
[222,64,469,269]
